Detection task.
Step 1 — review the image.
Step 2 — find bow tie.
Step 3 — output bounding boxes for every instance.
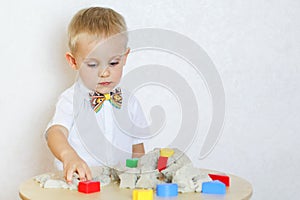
[89,87,122,113]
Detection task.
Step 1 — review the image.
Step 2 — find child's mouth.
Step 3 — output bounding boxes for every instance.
[99,82,111,86]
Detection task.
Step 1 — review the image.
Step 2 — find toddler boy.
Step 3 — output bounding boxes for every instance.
[46,7,146,183]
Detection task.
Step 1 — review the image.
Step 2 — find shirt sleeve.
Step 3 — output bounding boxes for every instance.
[44,86,74,139]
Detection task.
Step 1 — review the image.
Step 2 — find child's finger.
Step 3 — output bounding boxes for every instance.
[77,167,87,181]
[85,167,92,180]
[66,167,75,183]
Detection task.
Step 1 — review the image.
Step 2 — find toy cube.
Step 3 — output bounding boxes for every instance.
[160,148,174,157]
[157,156,168,172]
[126,158,138,168]
[156,183,178,197]
[133,189,153,200]
[202,180,226,195]
[208,174,230,187]
[78,180,100,193]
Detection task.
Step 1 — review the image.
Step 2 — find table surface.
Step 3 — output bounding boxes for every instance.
[19,169,253,200]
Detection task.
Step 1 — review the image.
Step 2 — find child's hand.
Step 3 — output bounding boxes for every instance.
[46,125,92,183]
[62,151,92,183]
[132,143,145,158]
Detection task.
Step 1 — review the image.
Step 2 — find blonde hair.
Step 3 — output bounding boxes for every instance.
[68,7,127,54]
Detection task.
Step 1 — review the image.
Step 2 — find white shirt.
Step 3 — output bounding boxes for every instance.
[46,80,148,170]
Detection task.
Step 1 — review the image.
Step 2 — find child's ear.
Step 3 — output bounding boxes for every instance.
[123,48,130,65]
[65,52,79,70]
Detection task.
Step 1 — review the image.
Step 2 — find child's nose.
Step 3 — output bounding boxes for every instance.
[98,67,110,77]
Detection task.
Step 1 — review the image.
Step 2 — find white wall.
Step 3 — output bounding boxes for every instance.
[0,0,299,199]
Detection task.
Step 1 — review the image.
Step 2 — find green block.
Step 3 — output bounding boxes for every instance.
[126,158,138,168]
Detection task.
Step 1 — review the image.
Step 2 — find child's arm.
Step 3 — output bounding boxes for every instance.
[132,143,145,158]
[46,125,92,183]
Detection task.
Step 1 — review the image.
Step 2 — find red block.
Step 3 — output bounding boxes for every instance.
[78,180,101,193]
[208,174,230,187]
[157,156,168,172]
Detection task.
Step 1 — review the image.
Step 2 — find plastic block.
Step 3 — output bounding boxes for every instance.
[133,189,153,200]
[156,183,178,197]
[126,158,138,168]
[208,174,230,187]
[157,156,168,172]
[160,148,174,157]
[202,180,226,195]
[78,180,100,193]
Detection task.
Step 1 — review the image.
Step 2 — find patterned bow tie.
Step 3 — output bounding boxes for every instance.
[89,87,122,113]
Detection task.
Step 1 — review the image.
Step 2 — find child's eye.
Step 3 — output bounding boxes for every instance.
[85,62,99,68]
[109,60,120,67]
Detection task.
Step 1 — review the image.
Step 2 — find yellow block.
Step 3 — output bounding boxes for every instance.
[160,148,174,157]
[133,189,153,200]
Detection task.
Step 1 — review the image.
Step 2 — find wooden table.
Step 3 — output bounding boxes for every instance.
[19,169,253,200]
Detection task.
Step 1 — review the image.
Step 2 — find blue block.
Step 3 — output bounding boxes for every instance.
[156,183,178,197]
[202,180,226,195]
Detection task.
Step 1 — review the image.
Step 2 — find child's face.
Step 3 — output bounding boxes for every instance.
[67,33,129,94]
